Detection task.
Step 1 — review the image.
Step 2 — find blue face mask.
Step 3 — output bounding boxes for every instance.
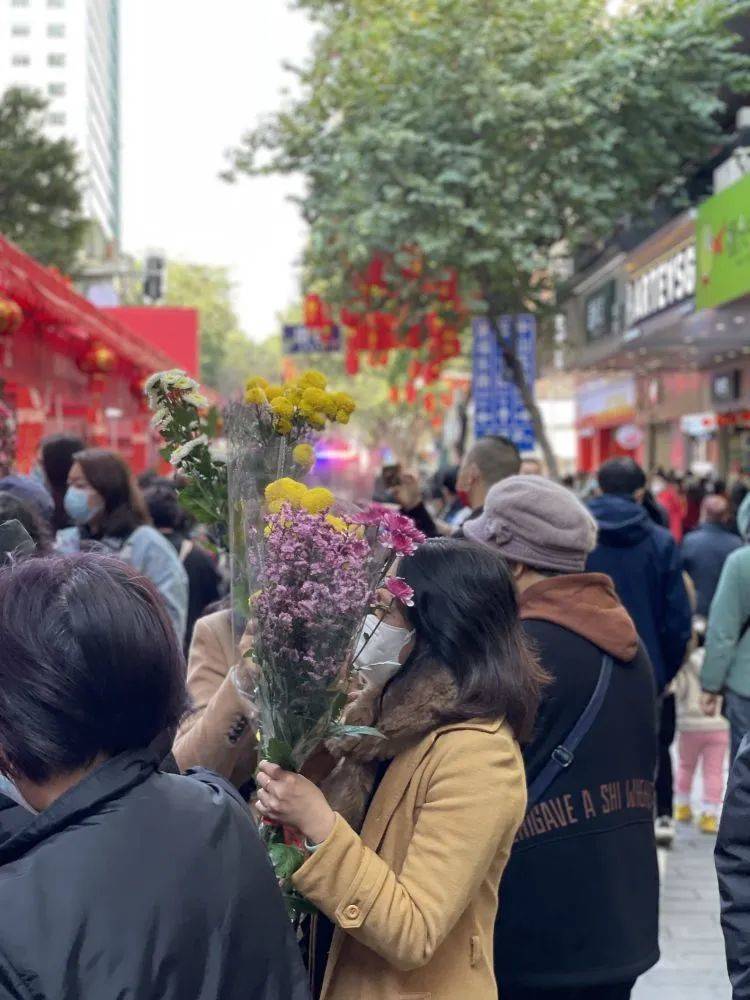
[64,486,100,526]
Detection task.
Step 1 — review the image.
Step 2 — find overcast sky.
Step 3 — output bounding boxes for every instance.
[120,2,313,340]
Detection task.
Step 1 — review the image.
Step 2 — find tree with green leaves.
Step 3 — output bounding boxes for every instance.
[226,0,750,476]
[0,87,87,273]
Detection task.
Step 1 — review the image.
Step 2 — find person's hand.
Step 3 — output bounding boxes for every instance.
[701,692,720,716]
[391,472,422,512]
[256,760,336,846]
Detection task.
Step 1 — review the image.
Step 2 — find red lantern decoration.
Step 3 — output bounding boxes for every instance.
[0,299,23,337]
[77,342,117,375]
[303,293,333,330]
[423,392,436,414]
[389,386,400,404]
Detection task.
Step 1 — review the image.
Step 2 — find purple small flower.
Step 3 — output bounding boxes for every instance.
[385,576,415,606]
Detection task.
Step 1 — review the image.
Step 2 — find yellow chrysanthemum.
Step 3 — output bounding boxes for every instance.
[245,386,267,405]
[282,384,302,405]
[265,385,284,401]
[301,487,335,514]
[321,392,340,420]
[299,369,327,390]
[292,443,315,470]
[301,387,328,410]
[330,391,356,415]
[246,375,269,390]
[325,514,349,533]
[270,396,295,419]
[265,477,307,512]
[275,417,293,436]
[335,410,351,425]
[306,412,326,430]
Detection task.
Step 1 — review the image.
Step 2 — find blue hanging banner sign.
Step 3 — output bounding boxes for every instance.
[282,324,342,354]
[471,314,536,451]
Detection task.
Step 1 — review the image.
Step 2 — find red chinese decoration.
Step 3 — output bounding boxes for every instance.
[0,299,23,337]
[77,342,117,375]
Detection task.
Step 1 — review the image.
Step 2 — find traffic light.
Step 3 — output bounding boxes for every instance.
[143,253,166,303]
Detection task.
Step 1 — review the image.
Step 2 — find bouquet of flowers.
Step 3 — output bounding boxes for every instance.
[145,370,227,537]
[228,371,424,912]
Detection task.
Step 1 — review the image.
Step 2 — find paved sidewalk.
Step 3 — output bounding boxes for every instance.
[634,821,730,1000]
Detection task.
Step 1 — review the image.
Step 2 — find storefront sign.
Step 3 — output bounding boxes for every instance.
[680,412,717,436]
[712,370,742,405]
[576,376,637,429]
[584,280,617,342]
[625,243,696,328]
[282,324,342,354]
[614,424,644,451]
[697,172,750,310]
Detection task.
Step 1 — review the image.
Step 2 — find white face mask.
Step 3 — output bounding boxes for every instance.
[354,613,414,684]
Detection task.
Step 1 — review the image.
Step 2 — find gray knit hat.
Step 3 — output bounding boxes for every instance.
[464,474,598,573]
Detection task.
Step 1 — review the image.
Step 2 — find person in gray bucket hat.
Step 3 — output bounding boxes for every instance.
[467,476,659,1000]
[463,474,597,572]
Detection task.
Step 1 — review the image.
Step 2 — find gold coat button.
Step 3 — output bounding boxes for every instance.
[344,904,360,920]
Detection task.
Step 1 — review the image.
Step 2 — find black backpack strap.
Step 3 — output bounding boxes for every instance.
[527,654,614,807]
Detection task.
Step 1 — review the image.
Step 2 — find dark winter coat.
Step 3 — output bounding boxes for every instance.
[0,750,310,1000]
[682,522,742,617]
[495,573,660,990]
[587,493,692,690]
[716,733,750,999]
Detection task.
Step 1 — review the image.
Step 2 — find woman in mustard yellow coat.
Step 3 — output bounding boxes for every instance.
[257,538,546,1000]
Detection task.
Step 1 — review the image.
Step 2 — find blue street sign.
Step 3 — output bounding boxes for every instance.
[472,314,536,451]
[282,324,342,354]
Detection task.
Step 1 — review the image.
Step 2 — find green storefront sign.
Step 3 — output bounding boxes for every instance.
[697,171,750,310]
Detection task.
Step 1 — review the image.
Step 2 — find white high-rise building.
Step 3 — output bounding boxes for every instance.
[0,0,120,250]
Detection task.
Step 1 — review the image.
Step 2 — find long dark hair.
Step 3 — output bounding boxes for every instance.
[398,538,546,743]
[75,449,150,540]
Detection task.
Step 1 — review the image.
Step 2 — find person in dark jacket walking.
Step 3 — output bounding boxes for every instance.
[466,476,659,999]
[682,495,742,617]
[0,553,309,1000]
[587,458,691,847]
[716,733,750,1000]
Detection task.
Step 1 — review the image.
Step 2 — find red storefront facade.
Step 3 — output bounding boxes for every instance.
[0,236,184,473]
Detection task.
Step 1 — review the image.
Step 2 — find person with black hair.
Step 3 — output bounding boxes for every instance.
[0,493,52,553]
[143,480,222,650]
[254,538,542,1000]
[56,449,188,640]
[393,435,521,537]
[0,554,309,1000]
[38,433,84,531]
[587,457,692,848]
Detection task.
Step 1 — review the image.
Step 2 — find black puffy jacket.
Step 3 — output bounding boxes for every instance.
[0,750,310,1000]
[717,735,750,999]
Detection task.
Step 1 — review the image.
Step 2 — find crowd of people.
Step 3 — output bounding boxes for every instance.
[0,433,748,997]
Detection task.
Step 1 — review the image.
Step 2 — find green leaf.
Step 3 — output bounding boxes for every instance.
[264,738,298,771]
[268,842,306,880]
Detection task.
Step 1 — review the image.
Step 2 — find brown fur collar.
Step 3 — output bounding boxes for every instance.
[320,659,459,830]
